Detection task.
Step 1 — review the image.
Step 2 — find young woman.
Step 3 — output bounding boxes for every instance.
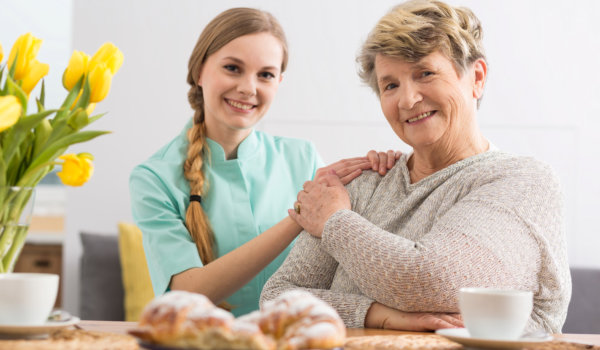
[129,7,397,316]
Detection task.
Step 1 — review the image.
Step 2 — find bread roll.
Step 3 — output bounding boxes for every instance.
[131,289,345,350]
[130,291,274,350]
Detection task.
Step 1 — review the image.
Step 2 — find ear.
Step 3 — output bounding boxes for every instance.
[278,72,284,83]
[471,58,487,99]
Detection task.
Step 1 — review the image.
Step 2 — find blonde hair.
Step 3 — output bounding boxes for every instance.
[185,8,288,266]
[358,0,485,98]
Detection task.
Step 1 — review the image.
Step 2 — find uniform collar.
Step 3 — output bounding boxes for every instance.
[205,129,260,163]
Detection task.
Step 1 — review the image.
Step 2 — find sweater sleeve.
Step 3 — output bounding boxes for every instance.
[260,231,375,328]
[320,162,566,332]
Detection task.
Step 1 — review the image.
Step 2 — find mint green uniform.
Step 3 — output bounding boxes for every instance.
[129,120,323,316]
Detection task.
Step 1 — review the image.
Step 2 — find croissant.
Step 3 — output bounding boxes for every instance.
[130,291,275,350]
[131,289,345,350]
[255,290,346,350]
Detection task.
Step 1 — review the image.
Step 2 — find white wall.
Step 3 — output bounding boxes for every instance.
[3,0,599,314]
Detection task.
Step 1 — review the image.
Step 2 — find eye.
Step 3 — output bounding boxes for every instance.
[420,71,434,78]
[259,71,276,80]
[384,83,398,91]
[224,64,239,73]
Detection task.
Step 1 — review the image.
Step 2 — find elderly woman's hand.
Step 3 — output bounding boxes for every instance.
[365,302,463,331]
[289,172,351,238]
[366,149,401,175]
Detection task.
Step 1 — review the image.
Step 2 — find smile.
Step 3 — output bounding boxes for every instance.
[407,111,435,123]
[226,99,255,111]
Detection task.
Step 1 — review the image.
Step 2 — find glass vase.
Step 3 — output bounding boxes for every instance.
[0,186,36,273]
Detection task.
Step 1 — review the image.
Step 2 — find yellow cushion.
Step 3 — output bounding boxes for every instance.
[118,222,154,321]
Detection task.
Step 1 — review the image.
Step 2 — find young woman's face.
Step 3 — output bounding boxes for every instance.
[198,32,283,139]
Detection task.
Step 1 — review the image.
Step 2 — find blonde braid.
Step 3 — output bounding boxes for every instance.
[182,8,288,310]
[184,85,215,265]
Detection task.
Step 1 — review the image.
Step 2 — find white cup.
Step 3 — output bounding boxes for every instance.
[459,287,533,340]
[0,273,59,325]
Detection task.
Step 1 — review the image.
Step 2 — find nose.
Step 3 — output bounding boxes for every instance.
[237,75,257,96]
[397,81,422,110]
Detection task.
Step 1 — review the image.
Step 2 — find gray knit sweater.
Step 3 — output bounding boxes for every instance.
[260,150,571,333]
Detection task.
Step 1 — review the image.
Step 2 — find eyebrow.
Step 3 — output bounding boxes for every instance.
[377,75,394,85]
[414,60,438,71]
[222,56,279,71]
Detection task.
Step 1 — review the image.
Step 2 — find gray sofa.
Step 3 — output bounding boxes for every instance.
[562,267,600,333]
[79,232,125,321]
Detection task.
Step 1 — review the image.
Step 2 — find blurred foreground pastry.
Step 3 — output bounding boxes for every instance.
[130,291,274,350]
[130,289,345,350]
[251,289,346,350]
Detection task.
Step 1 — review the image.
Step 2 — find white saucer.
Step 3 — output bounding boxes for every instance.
[436,328,553,349]
[0,317,80,338]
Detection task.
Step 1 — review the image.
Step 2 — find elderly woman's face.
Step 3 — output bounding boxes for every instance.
[375,51,484,150]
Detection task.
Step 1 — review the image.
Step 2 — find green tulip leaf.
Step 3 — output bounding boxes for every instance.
[24,130,110,178]
[53,77,83,124]
[73,79,91,111]
[40,80,46,107]
[87,112,107,124]
[0,146,6,187]
[33,119,53,158]
[2,109,56,168]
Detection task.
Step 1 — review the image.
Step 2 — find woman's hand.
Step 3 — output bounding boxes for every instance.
[367,149,402,175]
[289,173,350,238]
[365,302,463,331]
[315,150,402,185]
[315,157,372,185]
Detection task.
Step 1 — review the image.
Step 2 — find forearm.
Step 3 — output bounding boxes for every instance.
[261,232,374,328]
[321,208,536,312]
[365,302,463,331]
[170,216,302,304]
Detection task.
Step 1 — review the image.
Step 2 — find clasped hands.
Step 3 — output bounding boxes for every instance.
[288,151,399,238]
[289,170,350,238]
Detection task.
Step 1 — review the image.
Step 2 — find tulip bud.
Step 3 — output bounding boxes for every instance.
[89,42,123,75]
[63,50,90,91]
[57,153,94,187]
[67,108,88,130]
[8,33,43,81]
[20,59,49,96]
[0,95,22,132]
[87,62,113,103]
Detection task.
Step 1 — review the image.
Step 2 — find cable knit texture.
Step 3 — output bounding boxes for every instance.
[260,150,571,333]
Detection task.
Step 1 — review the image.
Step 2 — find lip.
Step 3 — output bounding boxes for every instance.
[406,110,436,124]
[225,98,256,112]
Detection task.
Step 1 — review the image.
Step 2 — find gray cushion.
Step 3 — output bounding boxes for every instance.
[79,232,125,321]
[562,267,600,333]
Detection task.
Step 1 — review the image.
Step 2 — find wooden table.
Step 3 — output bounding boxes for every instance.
[77,320,600,346]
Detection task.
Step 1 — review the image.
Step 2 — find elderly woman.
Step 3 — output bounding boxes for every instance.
[260,0,570,334]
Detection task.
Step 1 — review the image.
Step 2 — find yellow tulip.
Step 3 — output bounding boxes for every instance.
[89,42,123,75]
[8,33,43,81]
[87,62,113,103]
[57,153,94,187]
[86,103,96,115]
[0,95,22,132]
[20,59,49,95]
[63,50,90,91]
[0,42,4,64]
